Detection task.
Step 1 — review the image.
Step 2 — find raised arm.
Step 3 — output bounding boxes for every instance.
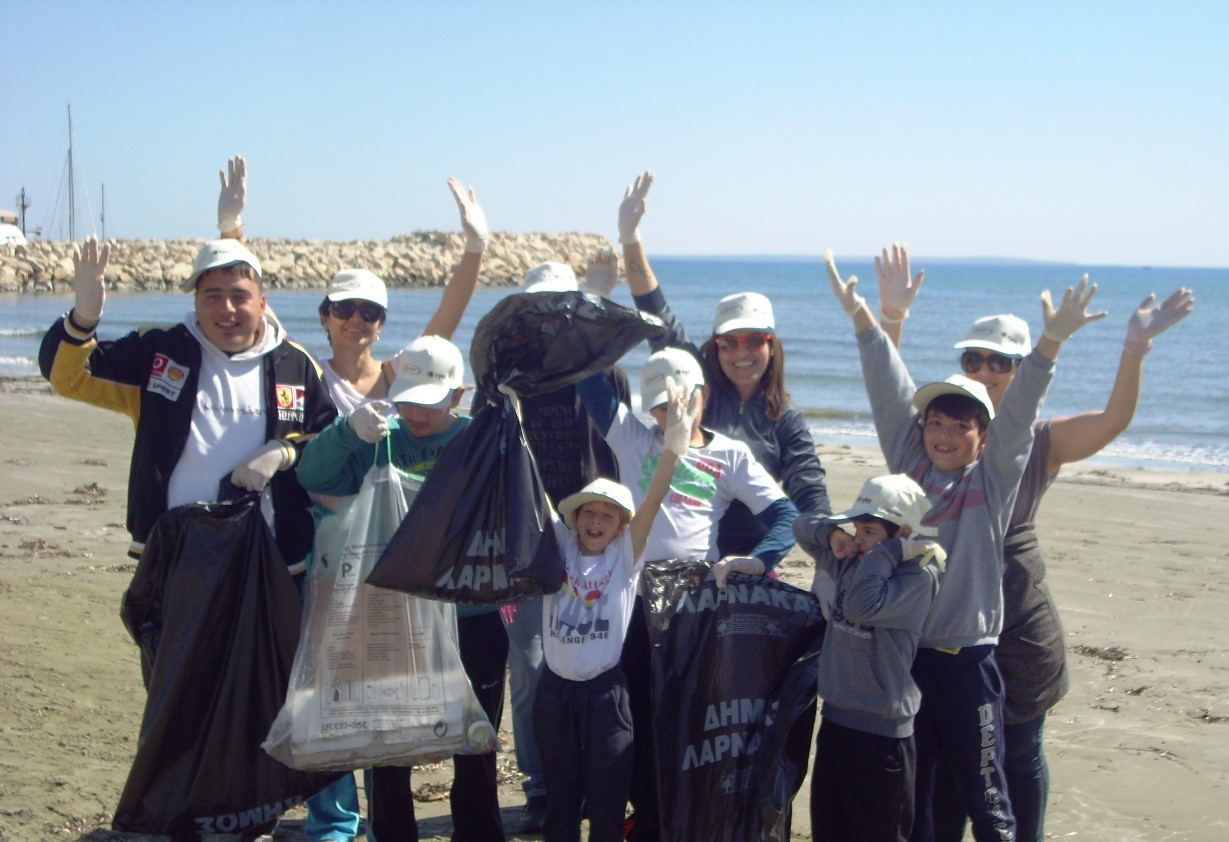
[875,242,924,349]
[1046,287,1194,474]
[825,249,877,333]
[619,171,659,297]
[628,378,697,560]
[217,155,246,240]
[422,177,489,339]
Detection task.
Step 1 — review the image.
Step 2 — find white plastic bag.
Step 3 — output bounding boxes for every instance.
[264,456,498,770]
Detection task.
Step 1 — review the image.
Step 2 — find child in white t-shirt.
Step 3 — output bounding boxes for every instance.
[533,378,698,842]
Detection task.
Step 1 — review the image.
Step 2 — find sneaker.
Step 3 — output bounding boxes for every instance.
[521,795,547,834]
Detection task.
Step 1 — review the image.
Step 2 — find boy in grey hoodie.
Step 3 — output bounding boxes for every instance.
[796,474,946,842]
[821,252,1104,842]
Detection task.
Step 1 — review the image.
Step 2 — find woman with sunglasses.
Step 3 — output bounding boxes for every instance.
[876,244,1194,842]
[615,172,829,842]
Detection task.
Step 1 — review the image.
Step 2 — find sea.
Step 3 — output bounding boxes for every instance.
[2,257,1225,473]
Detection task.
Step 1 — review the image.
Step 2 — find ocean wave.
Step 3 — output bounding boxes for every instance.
[0,326,46,338]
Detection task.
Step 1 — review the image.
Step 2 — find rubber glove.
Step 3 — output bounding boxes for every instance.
[1124,287,1194,355]
[231,440,288,492]
[449,177,489,253]
[618,171,654,245]
[900,537,947,572]
[875,242,924,323]
[713,556,766,587]
[349,401,392,443]
[1040,274,1108,342]
[583,249,619,297]
[71,235,111,324]
[217,155,246,234]
[663,376,700,456]
[824,249,866,316]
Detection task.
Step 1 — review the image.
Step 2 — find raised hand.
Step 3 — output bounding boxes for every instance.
[875,242,924,321]
[583,249,619,297]
[72,235,111,324]
[1124,287,1194,355]
[618,171,654,245]
[824,249,866,316]
[1040,274,1108,343]
[217,154,246,234]
[663,375,701,456]
[449,177,489,254]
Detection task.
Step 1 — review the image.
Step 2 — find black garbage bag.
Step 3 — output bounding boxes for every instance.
[369,291,664,604]
[469,290,665,397]
[115,494,342,837]
[642,561,825,842]
[367,393,563,603]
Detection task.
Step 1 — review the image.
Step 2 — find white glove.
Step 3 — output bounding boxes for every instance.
[618,171,654,245]
[1040,274,1108,342]
[663,376,700,456]
[348,401,391,443]
[875,242,924,322]
[449,177,489,254]
[900,537,947,572]
[217,155,246,234]
[230,440,288,492]
[824,249,866,316]
[1124,287,1194,355]
[713,556,766,587]
[71,235,111,324]
[583,249,619,297]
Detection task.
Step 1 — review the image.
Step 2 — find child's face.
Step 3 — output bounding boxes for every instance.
[852,519,892,555]
[922,408,987,472]
[574,500,628,555]
[397,388,464,438]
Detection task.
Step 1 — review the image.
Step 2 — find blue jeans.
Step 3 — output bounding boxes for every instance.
[307,774,362,842]
[503,597,546,798]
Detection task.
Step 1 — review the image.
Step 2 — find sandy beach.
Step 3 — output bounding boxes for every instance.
[1,376,1227,841]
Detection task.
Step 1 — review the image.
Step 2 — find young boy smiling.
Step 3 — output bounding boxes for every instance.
[822,252,1103,842]
[534,379,699,842]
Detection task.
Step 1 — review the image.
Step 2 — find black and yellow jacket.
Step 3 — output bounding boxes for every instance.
[39,310,337,563]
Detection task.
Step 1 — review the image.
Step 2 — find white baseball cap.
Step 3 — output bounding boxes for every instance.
[184,240,262,291]
[522,261,578,294]
[829,474,937,538]
[712,292,774,335]
[326,268,389,308]
[558,478,635,530]
[954,314,1031,358]
[912,374,996,421]
[388,335,464,406]
[640,347,705,411]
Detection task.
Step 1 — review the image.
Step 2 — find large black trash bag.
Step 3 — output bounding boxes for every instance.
[367,393,563,603]
[115,494,342,837]
[368,291,664,604]
[642,561,825,842]
[469,290,665,397]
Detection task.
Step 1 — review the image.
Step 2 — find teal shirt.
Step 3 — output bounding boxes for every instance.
[298,412,495,618]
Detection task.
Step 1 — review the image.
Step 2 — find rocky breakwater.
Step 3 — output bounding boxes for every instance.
[0,231,614,293]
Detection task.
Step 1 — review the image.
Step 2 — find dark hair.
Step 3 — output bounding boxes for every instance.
[196,262,261,291]
[699,334,790,420]
[852,515,900,538]
[925,393,990,432]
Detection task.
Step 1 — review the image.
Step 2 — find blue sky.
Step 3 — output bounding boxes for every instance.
[2,1,1226,267]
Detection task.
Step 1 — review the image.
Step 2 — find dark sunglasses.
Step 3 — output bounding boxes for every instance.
[715,332,773,352]
[960,349,1015,374]
[330,300,385,323]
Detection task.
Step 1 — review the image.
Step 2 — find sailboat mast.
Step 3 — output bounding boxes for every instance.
[67,105,75,241]
[100,184,106,240]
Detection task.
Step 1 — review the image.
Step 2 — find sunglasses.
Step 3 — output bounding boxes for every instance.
[715,332,773,352]
[330,300,385,323]
[960,349,1016,374]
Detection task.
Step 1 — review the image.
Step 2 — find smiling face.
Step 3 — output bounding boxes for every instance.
[194,266,266,353]
[959,348,1016,412]
[715,330,774,399]
[574,499,628,555]
[923,407,989,472]
[321,299,385,351]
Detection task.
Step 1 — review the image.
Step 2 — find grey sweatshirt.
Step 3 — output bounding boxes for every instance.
[857,326,1054,649]
[802,534,941,738]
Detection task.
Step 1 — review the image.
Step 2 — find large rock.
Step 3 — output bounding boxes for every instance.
[0,232,615,293]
